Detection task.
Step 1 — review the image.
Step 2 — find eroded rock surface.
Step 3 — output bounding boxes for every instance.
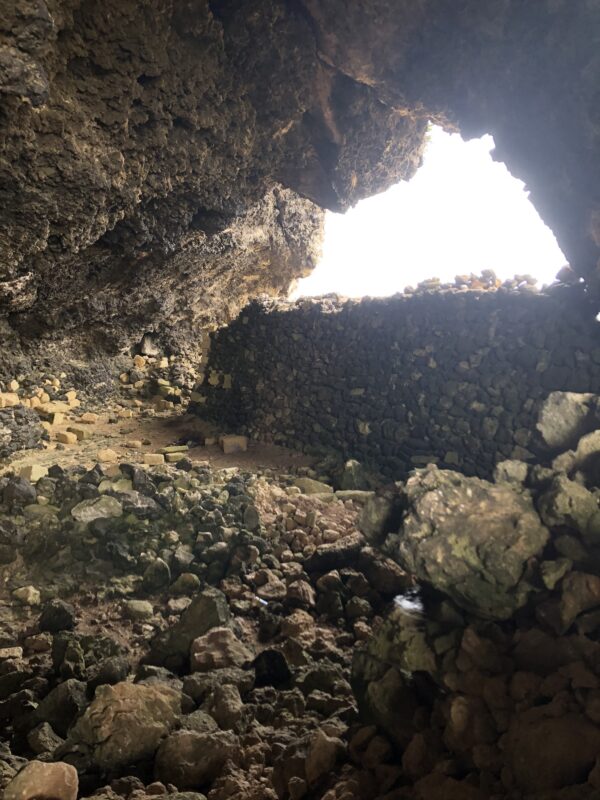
[2,1,600,356]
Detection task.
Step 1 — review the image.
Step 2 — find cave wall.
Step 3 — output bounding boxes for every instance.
[198,287,600,479]
[1,0,599,354]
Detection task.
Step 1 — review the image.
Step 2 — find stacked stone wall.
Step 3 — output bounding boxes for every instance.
[198,287,600,479]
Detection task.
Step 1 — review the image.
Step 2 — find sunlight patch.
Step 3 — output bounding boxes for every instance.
[292,126,567,299]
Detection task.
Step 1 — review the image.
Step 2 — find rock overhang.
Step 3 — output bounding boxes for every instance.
[0,0,598,352]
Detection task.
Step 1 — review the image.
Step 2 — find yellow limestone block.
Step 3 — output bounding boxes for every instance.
[55,431,77,445]
[67,426,91,441]
[143,453,165,466]
[0,393,20,408]
[19,465,48,482]
[80,412,99,424]
[133,355,146,369]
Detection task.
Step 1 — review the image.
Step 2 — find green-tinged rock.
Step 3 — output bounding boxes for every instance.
[388,466,549,619]
[538,474,600,543]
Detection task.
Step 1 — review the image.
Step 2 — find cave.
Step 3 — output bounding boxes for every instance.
[1,2,600,799]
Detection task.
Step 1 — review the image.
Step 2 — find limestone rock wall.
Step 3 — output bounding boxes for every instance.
[199,288,600,479]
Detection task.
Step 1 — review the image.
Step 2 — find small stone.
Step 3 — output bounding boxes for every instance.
[142,558,171,591]
[80,412,99,424]
[97,448,118,462]
[12,585,41,605]
[170,572,201,596]
[124,599,154,620]
[126,439,143,448]
[4,760,78,800]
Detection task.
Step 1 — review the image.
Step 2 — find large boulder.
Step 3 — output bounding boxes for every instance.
[154,730,238,789]
[386,466,549,619]
[4,760,78,800]
[66,682,180,770]
[503,712,600,792]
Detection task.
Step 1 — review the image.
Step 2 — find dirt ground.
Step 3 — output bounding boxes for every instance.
[2,408,314,477]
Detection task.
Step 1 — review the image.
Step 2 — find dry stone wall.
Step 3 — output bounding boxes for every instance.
[198,287,600,480]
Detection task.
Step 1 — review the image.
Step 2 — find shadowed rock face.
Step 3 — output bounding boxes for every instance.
[1,0,599,350]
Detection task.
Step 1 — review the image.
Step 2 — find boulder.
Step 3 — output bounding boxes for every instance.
[358,484,404,545]
[537,474,600,542]
[4,760,78,800]
[146,588,230,671]
[67,682,180,770]
[503,712,600,792]
[190,627,253,672]
[536,392,599,451]
[388,466,549,619]
[39,600,76,633]
[154,730,238,789]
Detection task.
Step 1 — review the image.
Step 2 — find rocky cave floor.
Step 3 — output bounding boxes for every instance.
[2,356,600,799]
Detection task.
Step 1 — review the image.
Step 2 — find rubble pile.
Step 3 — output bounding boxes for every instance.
[0,389,599,798]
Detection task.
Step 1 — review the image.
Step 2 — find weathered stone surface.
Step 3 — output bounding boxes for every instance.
[537,474,600,542]
[4,760,78,800]
[67,682,180,770]
[0,406,44,458]
[1,0,599,356]
[388,466,549,619]
[146,588,230,671]
[154,730,238,789]
[537,392,599,451]
[190,627,253,672]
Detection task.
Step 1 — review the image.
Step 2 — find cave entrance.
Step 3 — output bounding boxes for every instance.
[292,125,567,299]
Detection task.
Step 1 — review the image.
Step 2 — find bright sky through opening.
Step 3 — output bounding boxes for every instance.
[293,125,567,299]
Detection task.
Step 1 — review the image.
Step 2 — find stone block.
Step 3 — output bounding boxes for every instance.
[19,465,48,482]
[55,431,77,445]
[144,453,165,465]
[220,435,248,454]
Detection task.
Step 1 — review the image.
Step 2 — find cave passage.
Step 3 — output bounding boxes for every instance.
[293,125,567,299]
